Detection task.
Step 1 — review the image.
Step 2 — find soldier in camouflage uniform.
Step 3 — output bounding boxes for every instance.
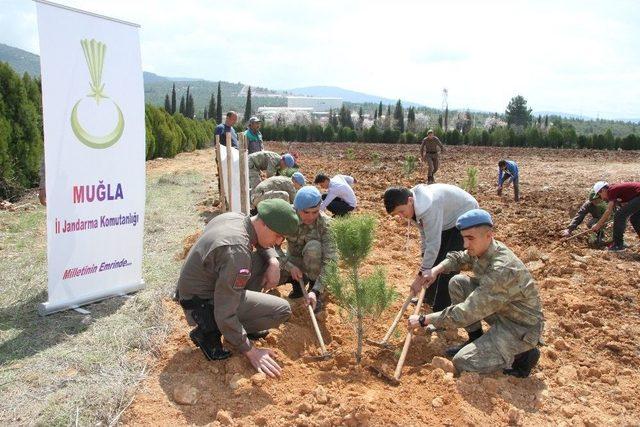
[409,209,544,378]
[248,150,296,194]
[420,129,444,184]
[250,172,306,212]
[278,186,337,313]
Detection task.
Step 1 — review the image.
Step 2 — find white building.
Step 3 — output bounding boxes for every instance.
[286,96,342,112]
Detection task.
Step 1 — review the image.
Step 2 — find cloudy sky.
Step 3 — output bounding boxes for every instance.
[1,0,639,119]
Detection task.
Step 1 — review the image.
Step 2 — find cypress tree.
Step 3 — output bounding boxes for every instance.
[171,83,177,114]
[208,93,216,122]
[164,94,171,112]
[179,96,185,115]
[393,99,404,132]
[204,107,209,120]
[378,101,383,119]
[185,86,192,118]
[244,86,252,122]
[216,81,223,123]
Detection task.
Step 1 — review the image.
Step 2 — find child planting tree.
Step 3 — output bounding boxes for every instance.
[325,214,397,363]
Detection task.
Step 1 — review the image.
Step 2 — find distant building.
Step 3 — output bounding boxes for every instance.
[286,96,342,112]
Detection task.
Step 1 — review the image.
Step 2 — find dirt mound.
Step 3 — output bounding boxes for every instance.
[124,143,640,426]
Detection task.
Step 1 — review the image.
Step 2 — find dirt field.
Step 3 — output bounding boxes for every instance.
[124,143,640,426]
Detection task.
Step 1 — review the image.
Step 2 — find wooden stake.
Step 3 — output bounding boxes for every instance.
[214,135,227,212]
[225,132,234,212]
[239,133,249,214]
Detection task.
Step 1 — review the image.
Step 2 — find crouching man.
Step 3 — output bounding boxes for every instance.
[409,209,544,378]
[175,199,300,378]
[279,186,337,313]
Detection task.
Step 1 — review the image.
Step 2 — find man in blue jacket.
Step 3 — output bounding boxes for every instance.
[497,159,519,202]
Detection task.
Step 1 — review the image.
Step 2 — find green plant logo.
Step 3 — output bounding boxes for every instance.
[70,39,124,149]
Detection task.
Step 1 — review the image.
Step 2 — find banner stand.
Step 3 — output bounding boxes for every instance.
[38,280,145,316]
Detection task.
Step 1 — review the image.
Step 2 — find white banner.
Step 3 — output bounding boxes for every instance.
[219,147,250,213]
[36,0,145,315]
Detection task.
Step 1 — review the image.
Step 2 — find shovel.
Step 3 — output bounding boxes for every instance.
[366,294,413,349]
[298,279,332,361]
[369,286,428,386]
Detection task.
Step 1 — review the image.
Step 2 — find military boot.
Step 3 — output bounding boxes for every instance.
[503,348,540,378]
[189,326,231,361]
[445,328,483,357]
[247,330,269,340]
[288,281,304,299]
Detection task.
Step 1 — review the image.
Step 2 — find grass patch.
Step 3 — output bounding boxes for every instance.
[0,168,207,425]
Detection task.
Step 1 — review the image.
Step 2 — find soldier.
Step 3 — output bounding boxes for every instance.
[420,129,445,184]
[279,186,337,313]
[248,150,296,193]
[245,116,264,154]
[175,199,300,378]
[591,180,640,251]
[497,159,520,202]
[560,189,607,245]
[408,209,544,378]
[383,184,478,312]
[250,172,306,213]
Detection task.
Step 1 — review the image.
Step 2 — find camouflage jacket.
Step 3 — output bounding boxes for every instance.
[282,213,336,293]
[251,176,296,207]
[248,150,281,177]
[433,239,544,331]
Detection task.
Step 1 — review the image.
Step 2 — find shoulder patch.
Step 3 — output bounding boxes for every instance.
[233,268,251,290]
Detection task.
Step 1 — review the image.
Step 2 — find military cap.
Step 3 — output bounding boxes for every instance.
[294,185,322,211]
[257,198,300,236]
[282,154,295,168]
[291,172,306,186]
[456,209,493,230]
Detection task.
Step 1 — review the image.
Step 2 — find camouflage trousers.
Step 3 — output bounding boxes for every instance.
[248,167,262,195]
[251,190,291,210]
[279,240,323,286]
[425,152,440,183]
[448,274,543,374]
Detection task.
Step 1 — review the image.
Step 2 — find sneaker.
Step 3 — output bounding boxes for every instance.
[189,327,231,361]
[313,297,324,314]
[503,348,540,378]
[445,329,483,357]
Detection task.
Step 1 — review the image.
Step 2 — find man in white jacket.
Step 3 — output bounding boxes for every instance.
[383,184,479,311]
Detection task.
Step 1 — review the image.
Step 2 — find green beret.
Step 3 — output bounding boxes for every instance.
[257,198,300,236]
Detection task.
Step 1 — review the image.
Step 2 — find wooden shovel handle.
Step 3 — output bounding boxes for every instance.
[299,279,328,355]
[380,294,413,344]
[394,286,427,380]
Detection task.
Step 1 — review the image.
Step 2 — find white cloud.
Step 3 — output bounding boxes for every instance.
[0,0,638,118]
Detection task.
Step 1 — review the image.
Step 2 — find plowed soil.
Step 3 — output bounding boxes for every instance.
[124,143,640,426]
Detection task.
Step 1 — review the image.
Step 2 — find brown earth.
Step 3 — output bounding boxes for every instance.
[124,143,640,426]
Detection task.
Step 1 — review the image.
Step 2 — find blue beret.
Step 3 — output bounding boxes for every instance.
[291,172,306,186]
[282,154,295,168]
[456,209,493,230]
[293,186,322,211]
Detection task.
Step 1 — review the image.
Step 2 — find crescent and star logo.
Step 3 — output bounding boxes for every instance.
[70,39,124,149]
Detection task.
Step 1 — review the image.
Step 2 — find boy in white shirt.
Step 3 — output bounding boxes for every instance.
[314,173,357,217]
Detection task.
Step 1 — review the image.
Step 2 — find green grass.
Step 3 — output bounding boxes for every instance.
[0,168,207,425]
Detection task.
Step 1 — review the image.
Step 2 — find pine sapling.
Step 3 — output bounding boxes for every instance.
[324,214,397,363]
[463,167,478,193]
[403,155,417,177]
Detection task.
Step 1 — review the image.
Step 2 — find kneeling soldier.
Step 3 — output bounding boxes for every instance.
[176,199,299,378]
[250,172,306,213]
[409,209,544,378]
[279,186,337,313]
[248,150,296,193]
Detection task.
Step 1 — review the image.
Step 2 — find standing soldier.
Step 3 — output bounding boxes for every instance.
[175,199,300,378]
[250,172,306,214]
[248,150,296,193]
[245,116,264,154]
[560,189,608,245]
[409,209,544,378]
[420,129,444,184]
[497,159,520,202]
[279,186,337,313]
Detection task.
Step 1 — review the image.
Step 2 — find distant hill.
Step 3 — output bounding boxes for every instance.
[287,85,423,107]
[0,43,40,76]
